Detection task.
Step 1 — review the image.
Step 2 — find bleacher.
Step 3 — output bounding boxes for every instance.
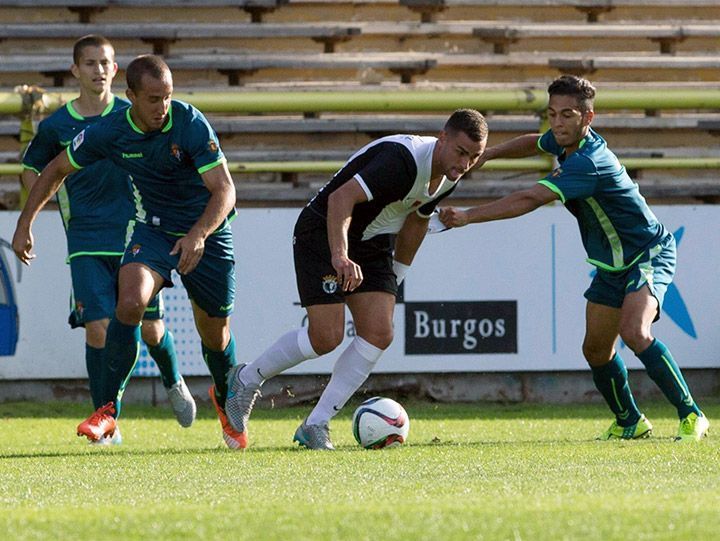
[0,0,718,208]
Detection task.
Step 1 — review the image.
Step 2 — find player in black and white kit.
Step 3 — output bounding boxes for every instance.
[226,109,488,449]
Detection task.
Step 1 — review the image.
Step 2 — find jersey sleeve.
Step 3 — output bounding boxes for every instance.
[537,130,562,157]
[184,107,225,174]
[354,145,416,205]
[417,184,457,217]
[538,154,598,203]
[21,120,61,173]
[66,124,109,170]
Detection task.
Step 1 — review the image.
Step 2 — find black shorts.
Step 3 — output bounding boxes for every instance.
[293,207,398,307]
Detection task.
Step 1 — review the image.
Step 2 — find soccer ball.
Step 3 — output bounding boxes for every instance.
[352,397,410,449]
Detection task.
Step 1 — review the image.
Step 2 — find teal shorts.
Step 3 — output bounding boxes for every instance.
[584,233,676,317]
[68,254,164,328]
[121,222,235,318]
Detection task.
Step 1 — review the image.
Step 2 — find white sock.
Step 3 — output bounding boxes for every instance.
[241,328,318,387]
[306,337,384,426]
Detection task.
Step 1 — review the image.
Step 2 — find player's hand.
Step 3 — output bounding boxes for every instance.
[332,254,363,292]
[12,226,36,265]
[439,207,470,228]
[170,233,205,275]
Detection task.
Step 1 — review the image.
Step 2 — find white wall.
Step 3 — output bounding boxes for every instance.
[0,204,718,379]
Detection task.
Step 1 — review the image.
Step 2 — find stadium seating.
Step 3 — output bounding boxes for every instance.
[0,0,718,205]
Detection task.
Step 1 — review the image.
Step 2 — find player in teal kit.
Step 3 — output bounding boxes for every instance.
[13,54,240,448]
[440,75,709,442]
[20,36,195,443]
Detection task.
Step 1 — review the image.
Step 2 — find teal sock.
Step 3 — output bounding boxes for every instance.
[85,344,104,410]
[202,334,237,405]
[147,330,180,389]
[103,318,140,418]
[591,353,642,427]
[636,339,701,419]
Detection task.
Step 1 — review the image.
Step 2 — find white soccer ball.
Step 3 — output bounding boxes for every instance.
[352,397,410,449]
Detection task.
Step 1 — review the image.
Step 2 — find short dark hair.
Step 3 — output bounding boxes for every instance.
[548,75,596,112]
[444,109,488,142]
[126,54,171,92]
[73,34,114,65]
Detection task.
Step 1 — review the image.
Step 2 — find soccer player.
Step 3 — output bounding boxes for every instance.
[439,75,709,442]
[13,54,239,448]
[225,110,488,449]
[20,36,195,444]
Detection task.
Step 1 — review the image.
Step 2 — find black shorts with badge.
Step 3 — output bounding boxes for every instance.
[293,207,398,307]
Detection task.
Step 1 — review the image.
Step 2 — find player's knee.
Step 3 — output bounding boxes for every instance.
[308,328,343,356]
[140,320,165,347]
[619,325,653,353]
[362,329,393,351]
[115,297,146,325]
[582,341,609,367]
[85,324,107,348]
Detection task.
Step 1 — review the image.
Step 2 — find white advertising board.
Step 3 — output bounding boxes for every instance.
[0,204,718,379]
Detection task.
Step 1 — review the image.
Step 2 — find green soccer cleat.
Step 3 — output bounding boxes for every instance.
[597,414,653,440]
[674,412,710,442]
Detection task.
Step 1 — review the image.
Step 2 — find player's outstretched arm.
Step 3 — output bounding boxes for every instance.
[12,150,75,265]
[481,133,543,163]
[171,162,236,275]
[440,184,558,228]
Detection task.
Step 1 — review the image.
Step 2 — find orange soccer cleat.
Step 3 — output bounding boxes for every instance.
[208,386,247,450]
[76,402,117,442]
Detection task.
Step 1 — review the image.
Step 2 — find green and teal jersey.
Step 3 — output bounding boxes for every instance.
[22,96,134,258]
[67,100,233,235]
[537,128,668,272]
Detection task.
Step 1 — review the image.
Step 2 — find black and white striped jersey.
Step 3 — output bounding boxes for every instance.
[307,135,458,242]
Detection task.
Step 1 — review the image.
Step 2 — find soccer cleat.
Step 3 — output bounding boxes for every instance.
[597,414,653,440]
[167,378,197,428]
[77,402,117,442]
[293,419,335,450]
[91,425,123,446]
[675,412,710,442]
[208,385,247,450]
[225,364,261,437]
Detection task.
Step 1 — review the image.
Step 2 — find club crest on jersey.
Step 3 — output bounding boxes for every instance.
[322,274,338,294]
[170,143,183,161]
[208,139,218,153]
[72,129,85,150]
[131,244,142,256]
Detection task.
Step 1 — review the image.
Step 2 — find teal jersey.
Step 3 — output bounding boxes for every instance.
[22,96,134,258]
[537,128,668,272]
[67,100,232,234]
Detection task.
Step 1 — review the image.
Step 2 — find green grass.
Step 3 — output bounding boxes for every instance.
[1,400,718,541]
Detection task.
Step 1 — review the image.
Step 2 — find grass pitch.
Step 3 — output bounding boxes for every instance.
[1,399,718,541]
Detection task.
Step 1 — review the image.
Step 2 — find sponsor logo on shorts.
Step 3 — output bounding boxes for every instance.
[131,244,142,256]
[322,274,338,294]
